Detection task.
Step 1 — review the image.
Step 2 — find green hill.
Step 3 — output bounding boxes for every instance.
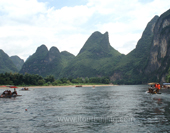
[60,31,123,78]
[61,51,75,67]
[10,55,24,71]
[20,45,75,78]
[0,50,18,73]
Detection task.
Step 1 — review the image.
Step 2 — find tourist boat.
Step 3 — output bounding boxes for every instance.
[0,90,21,98]
[147,83,161,94]
[20,87,29,91]
[0,94,21,98]
[162,83,170,89]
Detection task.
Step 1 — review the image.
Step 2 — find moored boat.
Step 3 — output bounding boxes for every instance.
[75,85,82,87]
[162,83,170,89]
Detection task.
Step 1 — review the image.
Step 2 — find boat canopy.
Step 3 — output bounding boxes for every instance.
[148,83,159,85]
[9,86,18,88]
[163,83,170,85]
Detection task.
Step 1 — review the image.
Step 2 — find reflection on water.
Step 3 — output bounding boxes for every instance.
[0,85,170,132]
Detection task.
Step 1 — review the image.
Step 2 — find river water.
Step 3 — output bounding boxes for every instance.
[0,85,170,133]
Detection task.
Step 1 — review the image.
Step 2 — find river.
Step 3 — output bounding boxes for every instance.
[0,85,170,133]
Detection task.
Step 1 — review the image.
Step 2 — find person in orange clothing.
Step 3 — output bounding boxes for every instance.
[156,83,161,93]
[158,84,160,89]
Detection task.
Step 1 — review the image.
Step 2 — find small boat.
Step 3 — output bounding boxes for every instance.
[75,85,82,87]
[0,90,21,98]
[0,94,22,98]
[20,87,29,91]
[147,83,161,94]
[162,83,170,89]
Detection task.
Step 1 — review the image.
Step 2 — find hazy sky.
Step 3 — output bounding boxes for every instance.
[0,0,170,61]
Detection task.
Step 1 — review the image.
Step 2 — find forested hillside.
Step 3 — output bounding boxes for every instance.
[10,55,24,71]
[0,50,18,73]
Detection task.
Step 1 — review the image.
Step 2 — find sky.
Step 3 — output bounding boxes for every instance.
[0,0,170,61]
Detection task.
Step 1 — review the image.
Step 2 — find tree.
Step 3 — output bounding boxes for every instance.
[85,77,89,83]
[45,75,55,83]
[52,79,62,85]
[76,77,84,83]
[72,79,79,83]
[60,77,67,84]
[101,77,110,84]
[38,79,45,85]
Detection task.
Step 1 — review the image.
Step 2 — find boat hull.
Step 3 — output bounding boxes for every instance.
[148,87,160,94]
[0,94,22,98]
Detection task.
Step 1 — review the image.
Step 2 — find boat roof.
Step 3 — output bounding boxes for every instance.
[148,82,159,85]
[163,83,170,85]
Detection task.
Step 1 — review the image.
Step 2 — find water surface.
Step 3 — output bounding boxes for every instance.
[0,85,170,133]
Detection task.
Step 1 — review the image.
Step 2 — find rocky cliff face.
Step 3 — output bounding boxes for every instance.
[145,9,170,82]
[108,15,159,84]
[110,9,170,84]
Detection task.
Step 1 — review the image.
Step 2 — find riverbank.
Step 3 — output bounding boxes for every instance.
[0,84,116,89]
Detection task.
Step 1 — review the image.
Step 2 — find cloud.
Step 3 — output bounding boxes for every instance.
[0,0,94,60]
[87,0,170,53]
[0,0,170,61]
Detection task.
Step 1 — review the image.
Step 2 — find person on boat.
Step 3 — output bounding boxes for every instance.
[8,90,12,95]
[2,90,6,95]
[156,84,161,93]
[1,90,6,97]
[1,90,12,97]
[12,88,17,95]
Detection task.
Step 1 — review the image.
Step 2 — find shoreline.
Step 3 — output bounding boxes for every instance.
[0,84,116,89]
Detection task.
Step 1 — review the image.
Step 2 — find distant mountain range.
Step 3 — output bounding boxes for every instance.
[1,9,170,84]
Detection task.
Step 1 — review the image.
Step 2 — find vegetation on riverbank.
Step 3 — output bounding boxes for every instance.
[0,72,110,86]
